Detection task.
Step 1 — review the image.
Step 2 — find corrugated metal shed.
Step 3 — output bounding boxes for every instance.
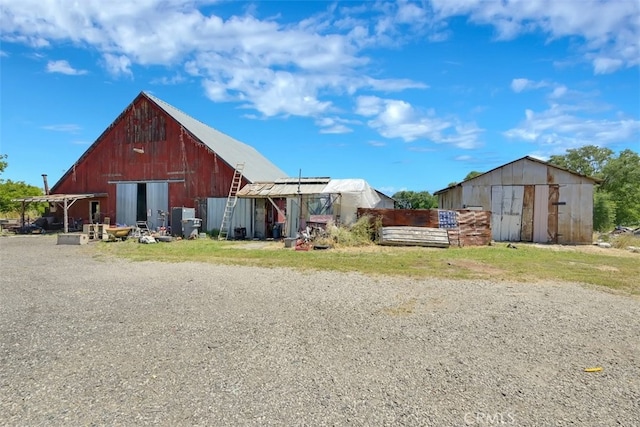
[145,92,286,183]
[434,156,598,244]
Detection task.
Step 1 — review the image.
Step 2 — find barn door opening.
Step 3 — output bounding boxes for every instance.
[116,182,168,229]
[136,183,147,223]
[89,201,100,224]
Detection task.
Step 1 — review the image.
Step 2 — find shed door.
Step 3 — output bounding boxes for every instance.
[533,185,549,243]
[491,186,524,242]
[547,185,560,244]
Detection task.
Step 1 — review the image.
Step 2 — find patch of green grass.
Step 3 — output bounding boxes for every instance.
[92,239,640,295]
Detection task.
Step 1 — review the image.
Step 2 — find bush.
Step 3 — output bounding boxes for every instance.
[610,233,640,249]
[324,215,379,247]
[593,191,617,232]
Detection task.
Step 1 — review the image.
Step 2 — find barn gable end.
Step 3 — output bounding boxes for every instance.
[48,92,286,230]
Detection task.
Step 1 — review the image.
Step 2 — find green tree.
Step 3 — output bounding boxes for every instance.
[392,190,438,209]
[549,146,640,228]
[0,155,46,214]
[0,154,7,174]
[548,145,613,178]
[0,179,45,214]
[601,149,640,226]
[463,171,483,181]
[593,192,617,232]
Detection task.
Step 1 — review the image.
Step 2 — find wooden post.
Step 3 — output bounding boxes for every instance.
[63,197,69,234]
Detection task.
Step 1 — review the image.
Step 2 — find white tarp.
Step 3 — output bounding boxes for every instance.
[321,179,382,208]
[321,179,385,225]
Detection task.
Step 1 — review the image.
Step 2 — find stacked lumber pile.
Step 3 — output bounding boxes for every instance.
[358,208,492,247]
[378,226,450,248]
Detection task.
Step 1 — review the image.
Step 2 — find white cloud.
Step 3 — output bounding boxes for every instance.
[431,0,640,73]
[511,78,548,93]
[46,59,87,75]
[0,1,428,121]
[355,96,384,116]
[150,74,186,85]
[319,124,352,134]
[315,116,356,134]
[504,103,640,151]
[593,57,624,75]
[511,78,571,101]
[548,85,568,99]
[356,96,484,149]
[454,155,473,161]
[367,140,386,147]
[103,54,132,77]
[42,124,81,133]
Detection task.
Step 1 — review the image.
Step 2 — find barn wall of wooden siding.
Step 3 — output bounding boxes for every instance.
[51,96,243,223]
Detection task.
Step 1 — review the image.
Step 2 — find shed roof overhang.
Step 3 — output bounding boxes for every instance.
[12,193,108,203]
[12,193,108,233]
[237,178,331,198]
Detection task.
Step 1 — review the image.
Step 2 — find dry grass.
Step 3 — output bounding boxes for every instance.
[92,237,640,296]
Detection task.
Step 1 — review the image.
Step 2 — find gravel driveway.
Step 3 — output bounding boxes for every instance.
[1,236,639,426]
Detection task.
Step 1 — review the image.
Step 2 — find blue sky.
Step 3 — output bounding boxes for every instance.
[1,0,638,195]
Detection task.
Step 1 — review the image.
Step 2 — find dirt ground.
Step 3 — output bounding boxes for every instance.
[1,235,639,426]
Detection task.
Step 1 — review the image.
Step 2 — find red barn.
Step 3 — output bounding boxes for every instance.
[49,91,286,232]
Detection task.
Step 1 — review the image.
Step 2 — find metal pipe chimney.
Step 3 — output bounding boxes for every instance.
[42,174,49,195]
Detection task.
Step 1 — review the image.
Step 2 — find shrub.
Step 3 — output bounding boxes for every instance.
[325,215,379,247]
[610,233,640,249]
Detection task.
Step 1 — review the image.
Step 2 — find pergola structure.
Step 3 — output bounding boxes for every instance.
[12,193,108,233]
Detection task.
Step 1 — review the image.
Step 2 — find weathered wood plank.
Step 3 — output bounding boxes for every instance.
[379,226,450,248]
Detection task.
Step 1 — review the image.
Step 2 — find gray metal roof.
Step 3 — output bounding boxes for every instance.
[237,179,331,197]
[433,155,600,195]
[144,92,287,183]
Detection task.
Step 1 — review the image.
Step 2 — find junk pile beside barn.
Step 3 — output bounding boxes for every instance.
[357,208,492,247]
[236,178,395,239]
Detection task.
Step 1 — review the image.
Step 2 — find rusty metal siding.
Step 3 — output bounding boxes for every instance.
[521,185,535,241]
[533,185,549,243]
[438,186,463,209]
[436,157,596,244]
[546,165,593,185]
[557,184,593,244]
[461,185,491,209]
[547,185,560,243]
[491,185,524,241]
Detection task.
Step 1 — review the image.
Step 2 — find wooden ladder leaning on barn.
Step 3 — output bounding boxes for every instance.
[218,163,245,240]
